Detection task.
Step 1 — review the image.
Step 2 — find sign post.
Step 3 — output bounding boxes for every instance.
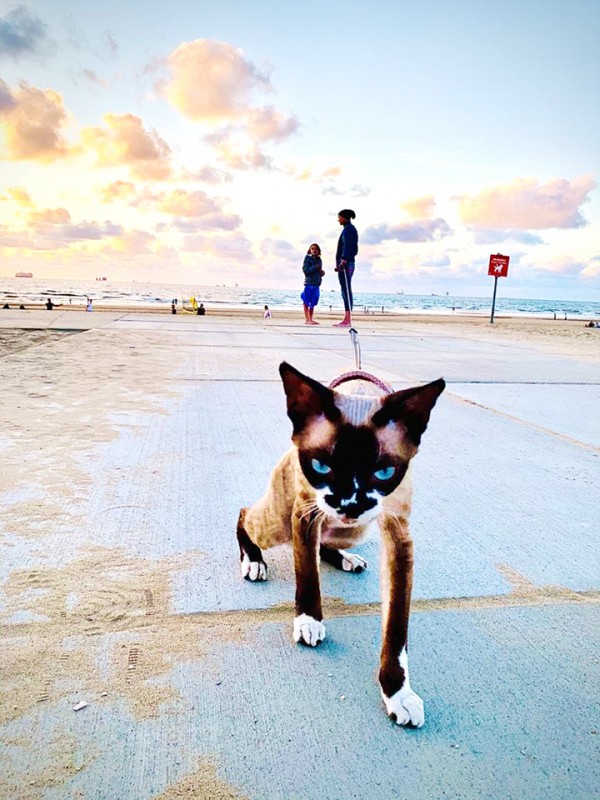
[488,254,510,323]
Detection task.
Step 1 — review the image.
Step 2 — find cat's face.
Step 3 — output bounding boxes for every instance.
[279,363,445,526]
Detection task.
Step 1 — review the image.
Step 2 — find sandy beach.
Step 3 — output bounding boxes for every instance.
[0,309,598,799]
[2,304,599,360]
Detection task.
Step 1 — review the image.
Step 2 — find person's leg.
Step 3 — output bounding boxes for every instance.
[310,289,320,324]
[303,303,310,323]
[335,270,352,326]
[346,266,354,311]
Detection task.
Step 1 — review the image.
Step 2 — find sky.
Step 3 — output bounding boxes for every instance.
[0,0,599,299]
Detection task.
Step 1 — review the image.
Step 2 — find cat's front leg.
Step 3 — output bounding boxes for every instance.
[291,503,325,646]
[378,519,424,727]
[237,509,267,581]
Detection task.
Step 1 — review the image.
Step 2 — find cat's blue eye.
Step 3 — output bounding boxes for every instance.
[311,458,332,475]
[373,466,396,481]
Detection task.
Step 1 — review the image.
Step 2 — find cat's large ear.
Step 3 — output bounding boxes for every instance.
[372,378,445,446]
[279,362,341,434]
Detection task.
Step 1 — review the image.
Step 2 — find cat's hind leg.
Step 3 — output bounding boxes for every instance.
[320,545,368,573]
[237,508,267,581]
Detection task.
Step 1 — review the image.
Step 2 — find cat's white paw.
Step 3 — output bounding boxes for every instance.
[241,554,267,581]
[381,686,425,728]
[293,614,326,646]
[340,550,368,573]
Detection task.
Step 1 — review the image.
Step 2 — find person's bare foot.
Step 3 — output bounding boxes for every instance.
[333,321,351,327]
[310,320,319,325]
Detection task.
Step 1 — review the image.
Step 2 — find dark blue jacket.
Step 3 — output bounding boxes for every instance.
[336,221,358,264]
[303,254,323,286]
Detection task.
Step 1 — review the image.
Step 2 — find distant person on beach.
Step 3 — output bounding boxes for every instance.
[301,243,324,325]
[86,299,93,312]
[264,305,272,319]
[333,209,358,327]
[45,299,61,310]
[19,304,25,309]
[2,303,9,309]
[197,303,205,316]
[171,301,177,314]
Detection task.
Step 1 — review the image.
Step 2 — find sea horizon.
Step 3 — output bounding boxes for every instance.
[1,277,599,319]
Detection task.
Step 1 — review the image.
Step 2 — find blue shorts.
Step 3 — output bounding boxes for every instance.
[301,285,320,308]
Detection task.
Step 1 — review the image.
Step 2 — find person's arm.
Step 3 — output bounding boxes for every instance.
[340,226,358,262]
[303,255,319,276]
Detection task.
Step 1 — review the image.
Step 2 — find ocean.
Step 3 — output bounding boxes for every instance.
[1,278,599,319]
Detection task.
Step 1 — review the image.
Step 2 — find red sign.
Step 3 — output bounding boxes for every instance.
[488,254,510,277]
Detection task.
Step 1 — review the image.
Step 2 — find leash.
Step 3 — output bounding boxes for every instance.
[340,266,362,369]
[349,326,361,369]
[329,370,393,394]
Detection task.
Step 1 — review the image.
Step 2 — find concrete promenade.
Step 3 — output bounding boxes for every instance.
[0,311,598,800]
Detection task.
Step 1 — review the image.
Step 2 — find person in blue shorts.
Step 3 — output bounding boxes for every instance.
[301,243,324,325]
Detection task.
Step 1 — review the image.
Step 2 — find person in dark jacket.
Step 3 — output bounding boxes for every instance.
[301,243,324,325]
[334,209,358,326]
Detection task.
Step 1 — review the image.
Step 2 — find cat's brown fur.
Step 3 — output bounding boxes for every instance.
[236,362,445,726]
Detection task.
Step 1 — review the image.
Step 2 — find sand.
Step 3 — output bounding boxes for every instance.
[0,309,597,797]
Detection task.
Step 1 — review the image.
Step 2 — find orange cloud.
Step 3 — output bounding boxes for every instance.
[457,176,596,229]
[244,106,298,142]
[157,189,219,217]
[29,207,71,224]
[205,130,272,170]
[102,230,155,255]
[159,39,270,122]
[81,113,172,180]
[401,195,435,219]
[5,186,34,207]
[0,80,70,162]
[100,181,137,203]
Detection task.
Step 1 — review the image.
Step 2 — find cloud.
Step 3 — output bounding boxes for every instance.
[244,106,298,142]
[0,215,122,250]
[172,213,241,232]
[180,165,233,184]
[81,69,109,88]
[401,195,435,219]
[38,220,122,242]
[420,255,451,268]
[193,213,241,231]
[29,207,71,225]
[0,79,16,111]
[100,180,137,203]
[0,5,51,60]
[457,176,596,229]
[101,31,118,58]
[81,113,172,179]
[181,232,254,260]
[471,229,545,245]
[4,186,33,206]
[259,238,296,258]
[157,39,297,172]
[157,189,218,217]
[0,80,70,161]
[362,218,453,244]
[322,183,370,198]
[159,39,271,122]
[206,132,273,170]
[102,229,155,255]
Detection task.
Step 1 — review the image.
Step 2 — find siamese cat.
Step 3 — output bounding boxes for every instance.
[236,362,445,727]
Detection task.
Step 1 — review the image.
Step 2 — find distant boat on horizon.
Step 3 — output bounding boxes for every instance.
[15,271,33,278]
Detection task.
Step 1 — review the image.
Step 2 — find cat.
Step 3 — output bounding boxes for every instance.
[236,361,445,727]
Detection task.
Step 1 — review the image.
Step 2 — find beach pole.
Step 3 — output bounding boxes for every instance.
[488,253,510,324]
[490,276,498,324]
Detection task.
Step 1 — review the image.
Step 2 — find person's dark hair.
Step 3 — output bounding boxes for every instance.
[338,209,356,220]
[307,243,321,255]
